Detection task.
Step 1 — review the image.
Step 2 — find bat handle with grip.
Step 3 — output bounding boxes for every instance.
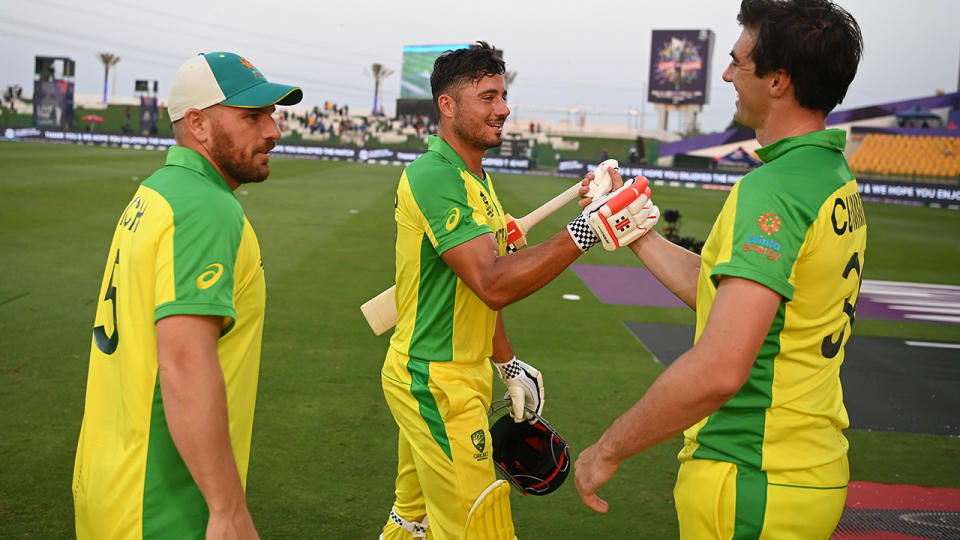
[587,159,619,199]
[517,181,582,232]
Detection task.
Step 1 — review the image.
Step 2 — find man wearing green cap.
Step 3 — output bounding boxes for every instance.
[73,52,301,540]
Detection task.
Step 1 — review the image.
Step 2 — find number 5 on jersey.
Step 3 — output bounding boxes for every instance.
[93,250,120,355]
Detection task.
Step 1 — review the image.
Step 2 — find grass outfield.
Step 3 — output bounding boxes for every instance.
[1,141,958,538]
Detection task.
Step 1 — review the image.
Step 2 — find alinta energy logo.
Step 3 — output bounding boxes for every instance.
[743,212,784,261]
[238,57,263,77]
[757,212,782,235]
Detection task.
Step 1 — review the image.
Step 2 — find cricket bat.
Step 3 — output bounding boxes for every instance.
[505,158,617,251]
[504,181,581,252]
[361,160,618,336]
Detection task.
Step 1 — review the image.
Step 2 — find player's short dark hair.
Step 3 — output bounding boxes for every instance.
[738,0,862,114]
[430,41,505,115]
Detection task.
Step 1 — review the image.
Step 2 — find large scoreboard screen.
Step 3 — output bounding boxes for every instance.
[648,29,714,106]
[400,44,471,99]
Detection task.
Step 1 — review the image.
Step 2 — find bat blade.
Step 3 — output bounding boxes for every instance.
[360,285,397,336]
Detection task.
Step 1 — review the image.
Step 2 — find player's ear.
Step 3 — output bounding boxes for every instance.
[769,69,792,99]
[182,108,212,143]
[437,93,457,121]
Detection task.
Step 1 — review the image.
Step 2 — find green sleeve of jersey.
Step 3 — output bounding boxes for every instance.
[154,188,244,321]
[407,163,491,255]
[712,176,811,300]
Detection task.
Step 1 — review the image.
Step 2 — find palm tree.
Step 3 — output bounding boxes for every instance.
[98,53,120,105]
[370,63,394,116]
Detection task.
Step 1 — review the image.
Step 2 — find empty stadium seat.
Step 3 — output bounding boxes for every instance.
[849,133,960,180]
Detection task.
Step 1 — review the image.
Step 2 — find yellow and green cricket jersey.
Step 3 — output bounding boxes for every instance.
[681,129,867,487]
[389,135,508,363]
[73,146,266,539]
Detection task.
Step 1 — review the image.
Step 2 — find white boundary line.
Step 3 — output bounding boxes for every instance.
[904,340,960,349]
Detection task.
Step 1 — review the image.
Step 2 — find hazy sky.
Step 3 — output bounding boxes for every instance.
[1,0,957,133]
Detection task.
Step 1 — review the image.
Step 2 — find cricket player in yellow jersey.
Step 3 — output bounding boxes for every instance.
[380,42,661,540]
[575,1,866,538]
[73,52,301,539]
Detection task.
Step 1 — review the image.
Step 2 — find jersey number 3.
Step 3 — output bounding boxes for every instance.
[821,251,862,359]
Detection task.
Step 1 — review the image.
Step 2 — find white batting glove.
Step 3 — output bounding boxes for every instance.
[495,357,544,423]
[587,159,619,198]
[585,177,659,250]
[566,160,620,251]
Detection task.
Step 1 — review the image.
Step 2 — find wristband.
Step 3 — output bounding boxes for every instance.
[566,214,599,252]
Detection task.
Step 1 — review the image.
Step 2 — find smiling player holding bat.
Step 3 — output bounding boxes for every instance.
[361,169,608,336]
[377,43,658,540]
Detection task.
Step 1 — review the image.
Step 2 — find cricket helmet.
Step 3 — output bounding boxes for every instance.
[489,401,570,496]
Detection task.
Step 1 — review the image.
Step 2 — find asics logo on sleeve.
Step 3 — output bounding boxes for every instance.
[445,207,461,231]
[196,263,224,290]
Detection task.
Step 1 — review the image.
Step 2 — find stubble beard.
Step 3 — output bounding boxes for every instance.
[453,114,503,152]
[209,122,274,184]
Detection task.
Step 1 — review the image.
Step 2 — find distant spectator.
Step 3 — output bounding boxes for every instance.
[600,147,609,161]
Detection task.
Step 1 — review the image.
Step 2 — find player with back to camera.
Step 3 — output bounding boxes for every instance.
[73,52,301,540]
[574,1,866,538]
[379,41,660,539]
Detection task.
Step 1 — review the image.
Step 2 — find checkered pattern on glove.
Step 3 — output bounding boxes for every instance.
[495,357,544,423]
[567,214,600,252]
[390,506,428,538]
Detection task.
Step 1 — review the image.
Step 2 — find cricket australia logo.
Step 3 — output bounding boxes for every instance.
[471,430,485,452]
[471,430,489,461]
